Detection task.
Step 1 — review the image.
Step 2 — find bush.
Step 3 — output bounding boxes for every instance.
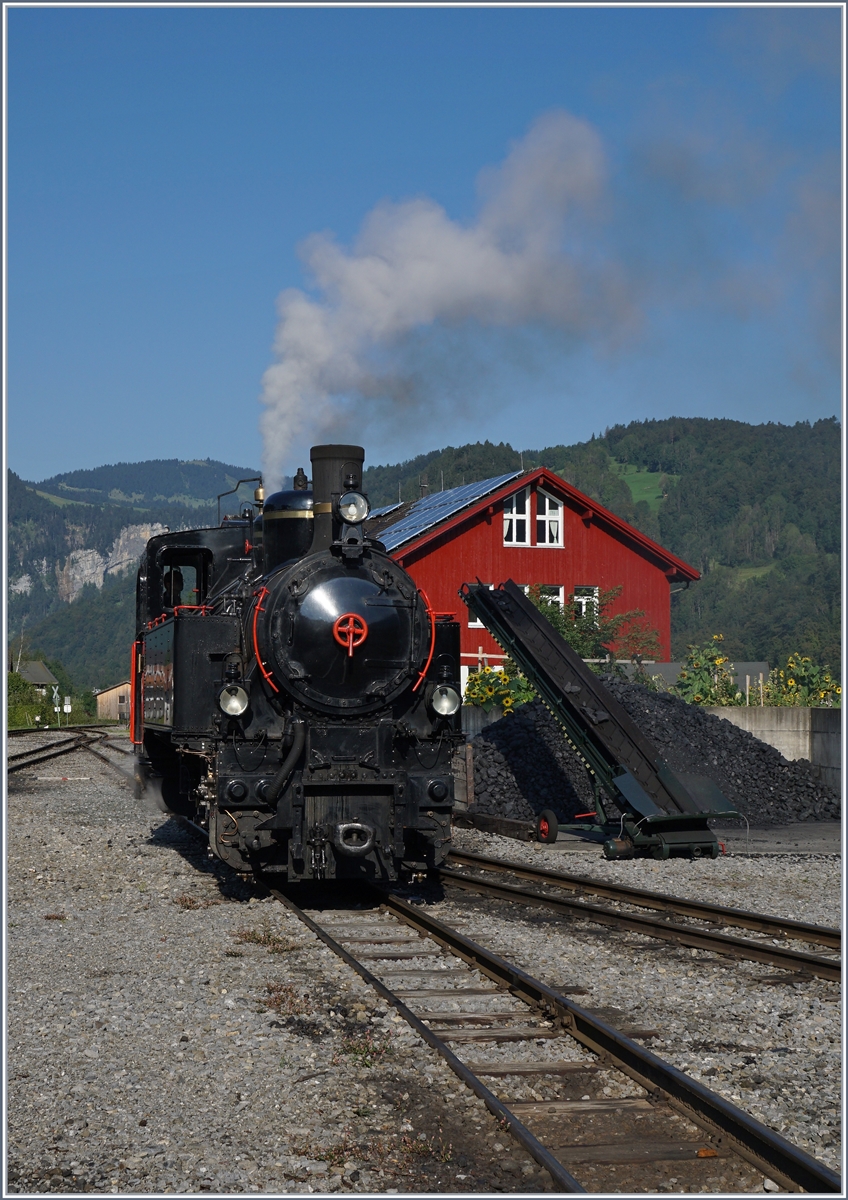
[529,584,662,665]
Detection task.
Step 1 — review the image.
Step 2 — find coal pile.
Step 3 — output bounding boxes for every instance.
[469,685,840,828]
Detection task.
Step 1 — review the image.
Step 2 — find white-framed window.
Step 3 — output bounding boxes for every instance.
[573,585,599,622]
[503,488,530,545]
[468,583,494,627]
[537,584,565,609]
[536,488,563,546]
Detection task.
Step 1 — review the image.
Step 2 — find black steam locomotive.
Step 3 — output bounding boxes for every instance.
[131,445,461,882]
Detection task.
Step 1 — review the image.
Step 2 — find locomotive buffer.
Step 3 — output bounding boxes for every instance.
[460,581,738,860]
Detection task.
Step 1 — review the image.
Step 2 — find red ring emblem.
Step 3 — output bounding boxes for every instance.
[333,613,368,658]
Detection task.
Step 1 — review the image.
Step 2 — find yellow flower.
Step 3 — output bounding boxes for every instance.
[713,634,723,641]
[787,679,796,687]
[837,687,842,695]
[502,697,514,709]
[482,666,492,674]
[485,686,495,696]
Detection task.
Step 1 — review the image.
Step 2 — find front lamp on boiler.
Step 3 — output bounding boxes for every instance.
[219,684,250,717]
[337,492,371,524]
[430,684,461,717]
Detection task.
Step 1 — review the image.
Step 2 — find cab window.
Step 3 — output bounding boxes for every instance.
[158,551,212,610]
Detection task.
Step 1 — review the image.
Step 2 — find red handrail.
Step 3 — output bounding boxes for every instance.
[251,587,279,692]
[412,589,436,693]
[129,639,143,745]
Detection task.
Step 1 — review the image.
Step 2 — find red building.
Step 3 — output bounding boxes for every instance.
[368,468,698,686]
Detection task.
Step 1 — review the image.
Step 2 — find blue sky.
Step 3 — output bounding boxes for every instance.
[6,6,843,484]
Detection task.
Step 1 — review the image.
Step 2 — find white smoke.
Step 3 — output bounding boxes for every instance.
[260,110,635,487]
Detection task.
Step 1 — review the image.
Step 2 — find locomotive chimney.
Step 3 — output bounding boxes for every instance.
[310,444,365,552]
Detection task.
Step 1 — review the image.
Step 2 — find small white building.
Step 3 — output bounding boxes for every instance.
[96,681,131,723]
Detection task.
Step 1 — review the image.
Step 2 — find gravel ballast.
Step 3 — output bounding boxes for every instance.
[7,733,841,1193]
[6,739,545,1195]
[469,689,840,827]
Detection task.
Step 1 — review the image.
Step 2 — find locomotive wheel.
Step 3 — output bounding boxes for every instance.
[157,773,195,818]
[536,809,558,843]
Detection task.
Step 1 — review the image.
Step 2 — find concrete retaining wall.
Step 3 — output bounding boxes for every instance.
[704,706,842,794]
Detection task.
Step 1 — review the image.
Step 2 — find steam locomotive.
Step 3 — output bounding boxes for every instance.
[131,445,461,882]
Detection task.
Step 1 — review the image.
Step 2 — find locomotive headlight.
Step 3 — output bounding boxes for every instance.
[431,684,461,717]
[337,491,370,524]
[219,684,249,717]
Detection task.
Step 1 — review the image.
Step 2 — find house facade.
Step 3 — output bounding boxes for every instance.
[368,468,698,686]
[96,680,131,723]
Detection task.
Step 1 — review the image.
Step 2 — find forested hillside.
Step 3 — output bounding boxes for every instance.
[8,418,840,690]
[34,458,261,508]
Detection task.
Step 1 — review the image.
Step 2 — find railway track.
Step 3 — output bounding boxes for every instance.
[439,850,841,983]
[263,881,840,1194]
[7,728,134,780]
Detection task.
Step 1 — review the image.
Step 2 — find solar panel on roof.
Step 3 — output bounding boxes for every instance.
[379,470,522,552]
[370,502,403,519]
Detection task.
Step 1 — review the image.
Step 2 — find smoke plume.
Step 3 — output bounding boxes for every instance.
[259,111,635,486]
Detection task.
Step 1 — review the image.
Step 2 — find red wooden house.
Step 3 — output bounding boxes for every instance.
[367,468,698,687]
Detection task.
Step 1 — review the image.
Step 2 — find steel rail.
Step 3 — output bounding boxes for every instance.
[266,883,586,1193]
[7,733,93,773]
[447,848,842,950]
[377,888,841,1194]
[437,866,840,982]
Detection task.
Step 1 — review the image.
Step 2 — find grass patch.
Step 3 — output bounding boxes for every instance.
[172,893,221,910]
[232,926,303,954]
[290,1129,452,1172]
[731,562,779,586]
[331,1029,395,1069]
[264,982,314,1016]
[615,462,678,513]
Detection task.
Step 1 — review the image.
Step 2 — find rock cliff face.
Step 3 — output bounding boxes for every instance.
[54,523,167,603]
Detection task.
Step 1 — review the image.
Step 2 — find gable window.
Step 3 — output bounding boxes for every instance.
[536,489,563,546]
[503,488,529,545]
[573,585,599,623]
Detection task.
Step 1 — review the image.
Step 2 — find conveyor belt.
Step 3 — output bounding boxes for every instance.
[459,581,738,860]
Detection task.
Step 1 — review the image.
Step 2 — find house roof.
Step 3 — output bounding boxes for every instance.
[367,466,699,583]
[368,471,522,552]
[18,660,59,687]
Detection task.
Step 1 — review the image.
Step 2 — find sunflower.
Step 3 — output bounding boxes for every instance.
[787,679,796,687]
